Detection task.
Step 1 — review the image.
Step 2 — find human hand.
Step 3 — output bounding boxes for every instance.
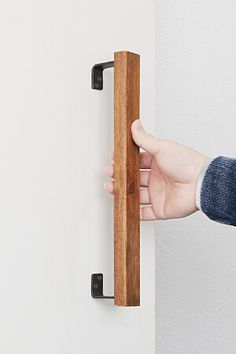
[104,119,209,221]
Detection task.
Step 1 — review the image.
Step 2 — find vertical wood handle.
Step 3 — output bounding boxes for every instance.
[114,51,140,307]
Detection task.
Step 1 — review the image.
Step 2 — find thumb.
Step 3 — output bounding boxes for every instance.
[131,119,164,155]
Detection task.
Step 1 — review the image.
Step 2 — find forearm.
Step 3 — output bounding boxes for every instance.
[196,156,236,226]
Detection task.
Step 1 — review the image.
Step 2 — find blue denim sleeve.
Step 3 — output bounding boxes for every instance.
[200,156,236,226]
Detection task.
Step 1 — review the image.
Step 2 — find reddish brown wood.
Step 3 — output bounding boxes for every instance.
[114,51,140,307]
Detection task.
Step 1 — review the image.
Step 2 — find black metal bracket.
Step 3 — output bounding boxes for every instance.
[91,273,114,299]
[91,60,115,300]
[91,60,114,90]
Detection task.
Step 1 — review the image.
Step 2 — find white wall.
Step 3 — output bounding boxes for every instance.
[155,1,236,353]
[0,1,156,353]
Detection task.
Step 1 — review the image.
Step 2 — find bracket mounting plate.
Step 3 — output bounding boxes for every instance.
[91,273,114,299]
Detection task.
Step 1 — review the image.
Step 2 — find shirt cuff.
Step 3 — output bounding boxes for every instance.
[196,158,215,210]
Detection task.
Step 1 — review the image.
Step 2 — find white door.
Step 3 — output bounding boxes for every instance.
[0,1,156,353]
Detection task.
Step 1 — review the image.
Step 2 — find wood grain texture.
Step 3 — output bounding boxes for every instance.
[114,51,140,307]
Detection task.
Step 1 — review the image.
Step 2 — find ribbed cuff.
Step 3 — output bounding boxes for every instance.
[200,156,236,226]
[196,158,215,210]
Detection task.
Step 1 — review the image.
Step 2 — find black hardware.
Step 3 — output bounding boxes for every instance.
[91,60,115,300]
[91,60,114,90]
[91,273,114,299]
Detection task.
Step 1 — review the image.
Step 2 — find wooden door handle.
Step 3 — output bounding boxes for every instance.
[91,51,140,307]
[114,51,140,307]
